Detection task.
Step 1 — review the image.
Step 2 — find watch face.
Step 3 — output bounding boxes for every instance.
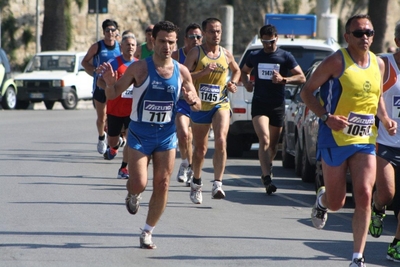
[321,114,328,122]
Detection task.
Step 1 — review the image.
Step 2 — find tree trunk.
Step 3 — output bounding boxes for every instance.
[41,0,67,51]
[164,0,187,48]
[368,0,389,54]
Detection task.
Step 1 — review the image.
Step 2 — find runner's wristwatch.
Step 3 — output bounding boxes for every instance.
[320,112,331,123]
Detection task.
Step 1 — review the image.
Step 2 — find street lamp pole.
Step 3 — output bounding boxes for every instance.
[96,0,99,41]
[36,0,40,53]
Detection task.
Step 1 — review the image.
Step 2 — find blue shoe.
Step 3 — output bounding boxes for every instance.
[103,148,117,160]
[117,168,129,179]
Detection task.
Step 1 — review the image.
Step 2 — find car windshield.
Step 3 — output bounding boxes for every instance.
[26,55,76,72]
[239,47,333,74]
[279,46,333,72]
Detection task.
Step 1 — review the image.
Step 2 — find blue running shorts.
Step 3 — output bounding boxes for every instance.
[176,99,191,117]
[317,144,376,167]
[190,103,231,124]
[127,121,177,156]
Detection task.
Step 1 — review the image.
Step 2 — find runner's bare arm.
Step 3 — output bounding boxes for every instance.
[179,64,201,111]
[100,61,140,100]
[82,42,99,77]
[376,56,397,135]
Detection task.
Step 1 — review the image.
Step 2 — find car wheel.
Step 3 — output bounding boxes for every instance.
[282,135,294,168]
[227,132,244,157]
[61,89,78,110]
[294,138,303,177]
[1,86,17,109]
[314,160,324,193]
[44,101,55,110]
[15,100,30,110]
[301,140,316,183]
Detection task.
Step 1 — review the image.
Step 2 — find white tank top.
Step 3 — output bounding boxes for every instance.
[378,53,400,147]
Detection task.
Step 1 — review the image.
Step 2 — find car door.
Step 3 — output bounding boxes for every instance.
[75,55,93,99]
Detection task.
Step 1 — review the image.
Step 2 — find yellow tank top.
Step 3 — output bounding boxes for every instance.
[193,46,229,111]
[322,48,381,146]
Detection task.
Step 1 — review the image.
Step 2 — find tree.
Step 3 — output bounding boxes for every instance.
[41,0,67,51]
[368,0,389,53]
[164,0,187,48]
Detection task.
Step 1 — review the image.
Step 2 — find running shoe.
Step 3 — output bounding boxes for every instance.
[208,128,214,139]
[387,241,400,262]
[125,193,141,215]
[261,175,277,195]
[117,168,129,179]
[97,133,107,154]
[119,136,126,148]
[349,257,366,267]
[190,180,203,204]
[103,147,117,160]
[369,203,386,238]
[140,230,156,249]
[211,181,226,199]
[311,186,328,229]
[270,163,273,177]
[186,168,193,187]
[177,163,189,183]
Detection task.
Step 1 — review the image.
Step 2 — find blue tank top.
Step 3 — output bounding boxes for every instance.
[177,48,186,64]
[130,57,181,126]
[92,40,121,90]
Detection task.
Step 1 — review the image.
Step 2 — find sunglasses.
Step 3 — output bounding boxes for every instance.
[105,28,117,33]
[188,34,202,40]
[351,29,375,38]
[261,38,276,44]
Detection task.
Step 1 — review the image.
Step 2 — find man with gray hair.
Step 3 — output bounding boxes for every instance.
[369,22,400,263]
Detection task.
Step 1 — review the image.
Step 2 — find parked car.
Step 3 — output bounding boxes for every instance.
[0,48,18,109]
[14,51,93,110]
[282,61,321,183]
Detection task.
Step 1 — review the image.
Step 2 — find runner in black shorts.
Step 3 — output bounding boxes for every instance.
[241,24,305,195]
[82,19,121,155]
[92,87,107,103]
[251,98,285,127]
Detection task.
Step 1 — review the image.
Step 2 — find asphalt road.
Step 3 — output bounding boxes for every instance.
[0,105,397,267]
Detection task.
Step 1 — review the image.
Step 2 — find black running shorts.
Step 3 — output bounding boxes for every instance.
[251,98,285,127]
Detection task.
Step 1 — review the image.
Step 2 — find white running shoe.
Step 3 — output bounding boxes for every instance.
[119,136,126,148]
[208,128,214,139]
[140,230,156,249]
[186,168,193,187]
[349,257,366,267]
[311,186,328,229]
[211,181,226,199]
[125,193,141,215]
[97,132,107,154]
[190,180,203,204]
[177,163,189,183]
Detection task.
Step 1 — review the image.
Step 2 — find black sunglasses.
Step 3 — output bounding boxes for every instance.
[261,38,276,44]
[351,29,375,38]
[105,28,117,33]
[188,34,202,40]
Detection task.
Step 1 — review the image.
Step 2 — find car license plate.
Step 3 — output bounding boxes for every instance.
[30,93,44,99]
